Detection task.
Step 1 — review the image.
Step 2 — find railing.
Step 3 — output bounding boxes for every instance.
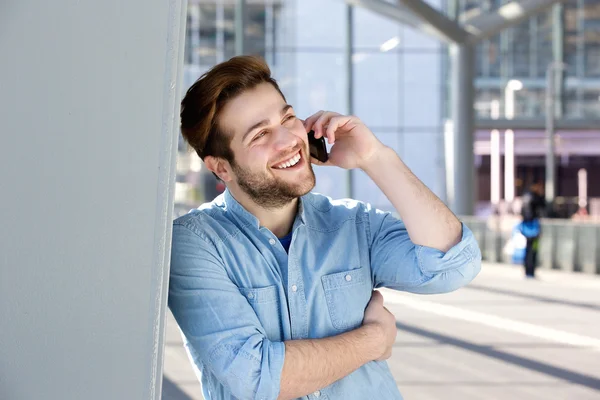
[461,215,600,275]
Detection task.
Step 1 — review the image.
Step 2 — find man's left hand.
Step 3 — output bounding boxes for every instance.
[303,111,386,170]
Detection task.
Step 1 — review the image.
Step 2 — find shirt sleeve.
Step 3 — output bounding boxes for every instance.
[367,208,482,294]
[168,223,285,400]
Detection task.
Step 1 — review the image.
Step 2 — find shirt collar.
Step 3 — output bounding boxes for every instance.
[223,188,307,229]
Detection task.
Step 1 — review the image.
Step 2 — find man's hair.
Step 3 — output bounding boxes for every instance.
[180,55,286,162]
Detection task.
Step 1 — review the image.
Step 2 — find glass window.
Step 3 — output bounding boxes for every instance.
[564,0,580,77]
[515,88,546,118]
[474,88,502,119]
[584,0,600,77]
[511,20,531,77]
[582,89,600,117]
[185,1,279,67]
[534,11,554,79]
[224,4,267,61]
[185,3,218,66]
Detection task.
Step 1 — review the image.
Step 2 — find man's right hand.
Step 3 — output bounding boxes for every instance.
[362,290,397,361]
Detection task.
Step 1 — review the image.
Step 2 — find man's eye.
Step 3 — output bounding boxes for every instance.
[283,114,296,123]
[253,131,267,141]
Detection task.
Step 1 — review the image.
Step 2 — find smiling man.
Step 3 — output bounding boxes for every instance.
[169,56,482,400]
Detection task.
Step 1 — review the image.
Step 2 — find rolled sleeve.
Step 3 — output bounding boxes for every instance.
[168,223,285,400]
[369,208,481,294]
[412,223,482,293]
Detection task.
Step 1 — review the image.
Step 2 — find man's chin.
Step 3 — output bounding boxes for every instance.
[282,170,315,195]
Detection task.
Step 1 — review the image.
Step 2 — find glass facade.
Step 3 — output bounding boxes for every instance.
[456,0,600,120]
[184,0,279,68]
[178,0,599,214]
[179,0,447,210]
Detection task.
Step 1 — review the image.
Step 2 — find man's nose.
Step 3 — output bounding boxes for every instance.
[272,127,299,151]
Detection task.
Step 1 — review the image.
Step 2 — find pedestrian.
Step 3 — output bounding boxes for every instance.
[519,183,544,278]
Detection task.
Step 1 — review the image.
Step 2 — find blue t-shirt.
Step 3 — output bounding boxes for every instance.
[278,231,293,253]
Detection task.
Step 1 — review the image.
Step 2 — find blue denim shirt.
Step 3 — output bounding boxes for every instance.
[169,189,482,400]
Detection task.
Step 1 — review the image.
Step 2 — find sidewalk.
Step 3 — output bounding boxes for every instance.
[161,262,600,400]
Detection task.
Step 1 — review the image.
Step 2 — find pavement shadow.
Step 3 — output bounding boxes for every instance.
[162,375,195,400]
[396,321,600,392]
[465,283,600,312]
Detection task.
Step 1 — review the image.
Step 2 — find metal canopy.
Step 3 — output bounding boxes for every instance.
[344,0,564,215]
[462,0,566,43]
[344,0,422,34]
[345,0,565,45]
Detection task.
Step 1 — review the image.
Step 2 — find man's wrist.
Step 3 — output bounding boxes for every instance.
[359,145,395,175]
[357,323,385,361]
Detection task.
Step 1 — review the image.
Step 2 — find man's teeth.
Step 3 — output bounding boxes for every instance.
[275,153,301,169]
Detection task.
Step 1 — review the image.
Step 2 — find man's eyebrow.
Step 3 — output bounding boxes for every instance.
[242,104,294,142]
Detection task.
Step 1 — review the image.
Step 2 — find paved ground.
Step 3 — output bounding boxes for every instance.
[162,263,600,399]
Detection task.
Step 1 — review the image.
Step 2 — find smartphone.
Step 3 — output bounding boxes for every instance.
[307,130,328,162]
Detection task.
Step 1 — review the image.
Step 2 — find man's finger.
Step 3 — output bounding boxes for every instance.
[369,290,383,305]
[303,110,324,132]
[313,111,341,140]
[325,115,351,144]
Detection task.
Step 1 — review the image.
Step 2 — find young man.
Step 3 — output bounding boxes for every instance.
[169,56,482,400]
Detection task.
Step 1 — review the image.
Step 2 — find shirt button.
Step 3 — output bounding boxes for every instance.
[313,391,321,397]
[247,292,254,299]
[269,238,276,245]
[345,274,352,282]
[291,285,298,292]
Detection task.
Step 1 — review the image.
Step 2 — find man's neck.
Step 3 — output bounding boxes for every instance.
[229,188,299,238]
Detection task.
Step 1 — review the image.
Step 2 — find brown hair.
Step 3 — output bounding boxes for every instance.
[180,55,286,162]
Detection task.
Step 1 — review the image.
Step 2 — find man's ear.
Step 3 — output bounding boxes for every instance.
[204,156,233,182]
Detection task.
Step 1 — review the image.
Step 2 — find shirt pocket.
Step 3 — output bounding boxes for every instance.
[321,266,372,332]
[238,285,282,341]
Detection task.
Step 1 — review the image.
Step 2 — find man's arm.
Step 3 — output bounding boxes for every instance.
[303,111,481,294]
[361,146,462,253]
[278,292,396,400]
[170,223,396,400]
[304,112,461,253]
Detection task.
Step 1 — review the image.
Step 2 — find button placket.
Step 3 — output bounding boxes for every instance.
[287,256,308,340]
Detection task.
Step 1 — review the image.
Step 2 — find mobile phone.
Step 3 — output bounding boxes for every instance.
[307,130,328,163]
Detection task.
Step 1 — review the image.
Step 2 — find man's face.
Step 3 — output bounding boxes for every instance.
[218,82,316,209]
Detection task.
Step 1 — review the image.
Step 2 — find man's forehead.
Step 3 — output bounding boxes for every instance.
[221,85,289,138]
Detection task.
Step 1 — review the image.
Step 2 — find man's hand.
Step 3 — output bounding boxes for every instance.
[278,290,397,399]
[303,111,386,170]
[362,291,397,361]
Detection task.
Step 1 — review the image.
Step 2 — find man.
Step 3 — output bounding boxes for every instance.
[519,182,545,278]
[169,55,482,400]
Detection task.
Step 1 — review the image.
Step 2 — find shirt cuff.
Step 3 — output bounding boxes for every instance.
[255,340,286,400]
[415,223,481,274]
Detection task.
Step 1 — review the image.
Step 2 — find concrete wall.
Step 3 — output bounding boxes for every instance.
[0,1,185,399]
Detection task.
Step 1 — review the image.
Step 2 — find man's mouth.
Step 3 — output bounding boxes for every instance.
[273,151,302,170]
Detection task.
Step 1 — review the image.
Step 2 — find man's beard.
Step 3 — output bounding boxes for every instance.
[230,152,316,210]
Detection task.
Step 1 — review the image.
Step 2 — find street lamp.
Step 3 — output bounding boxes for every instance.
[505,79,523,119]
[504,79,522,212]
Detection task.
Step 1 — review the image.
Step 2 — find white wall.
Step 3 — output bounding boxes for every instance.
[0,1,185,399]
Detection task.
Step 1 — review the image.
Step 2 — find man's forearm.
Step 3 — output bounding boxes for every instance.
[277,324,381,400]
[361,146,462,252]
